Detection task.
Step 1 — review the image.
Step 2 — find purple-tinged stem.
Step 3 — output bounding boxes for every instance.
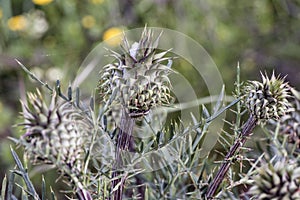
[206,115,257,198]
[111,110,135,200]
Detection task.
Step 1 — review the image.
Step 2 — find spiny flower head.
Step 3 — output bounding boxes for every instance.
[248,159,300,199]
[18,90,91,175]
[242,72,291,122]
[276,88,300,153]
[98,27,174,119]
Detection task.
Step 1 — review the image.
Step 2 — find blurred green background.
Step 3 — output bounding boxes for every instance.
[1,0,300,197]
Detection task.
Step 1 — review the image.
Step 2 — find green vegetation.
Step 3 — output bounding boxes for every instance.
[0,1,300,199]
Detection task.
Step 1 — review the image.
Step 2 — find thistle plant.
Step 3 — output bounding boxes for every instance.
[247,158,300,199]
[19,90,89,172]
[98,27,173,200]
[17,89,93,199]
[206,72,292,198]
[98,27,173,119]
[3,27,300,200]
[275,88,300,153]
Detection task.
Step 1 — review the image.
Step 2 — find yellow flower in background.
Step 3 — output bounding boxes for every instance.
[103,27,123,46]
[81,15,96,29]
[90,0,104,4]
[0,8,3,20]
[32,0,53,6]
[7,15,27,31]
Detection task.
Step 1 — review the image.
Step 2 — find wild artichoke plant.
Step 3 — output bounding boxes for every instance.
[17,89,92,199]
[248,159,300,200]
[98,28,174,200]
[206,72,293,198]
[7,26,300,200]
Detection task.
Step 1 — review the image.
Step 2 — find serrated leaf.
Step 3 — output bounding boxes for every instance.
[76,87,80,107]
[145,185,149,200]
[213,85,225,115]
[111,180,122,193]
[152,31,163,49]
[291,88,300,100]
[67,85,72,101]
[7,172,15,200]
[7,137,19,144]
[190,113,198,126]
[89,96,94,111]
[16,59,53,92]
[1,175,7,200]
[206,98,240,124]
[143,139,155,153]
[198,157,208,182]
[202,104,210,119]
[55,80,68,101]
[42,176,46,200]
[103,115,107,131]
[21,189,28,200]
[50,186,57,200]
[153,49,171,60]
[10,147,40,200]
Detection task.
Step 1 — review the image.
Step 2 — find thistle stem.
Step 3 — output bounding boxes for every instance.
[206,115,257,198]
[111,109,135,200]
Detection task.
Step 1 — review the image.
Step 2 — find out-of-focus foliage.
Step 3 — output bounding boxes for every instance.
[1,0,300,198]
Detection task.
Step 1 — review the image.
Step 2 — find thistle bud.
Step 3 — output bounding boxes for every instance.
[276,88,300,153]
[18,90,91,175]
[98,28,173,119]
[248,159,300,199]
[242,72,291,122]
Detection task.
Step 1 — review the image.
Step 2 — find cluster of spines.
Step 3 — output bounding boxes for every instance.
[247,159,300,199]
[98,28,173,119]
[242,72,291,122]
[19,90,91,176]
